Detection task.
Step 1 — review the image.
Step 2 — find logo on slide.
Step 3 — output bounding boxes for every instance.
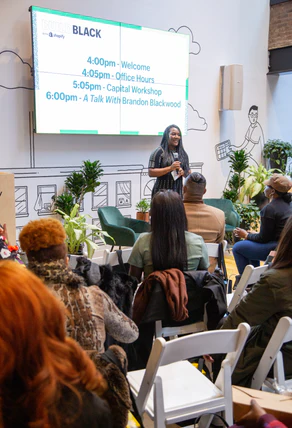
[72,25,101,38]
[42,32,65,39]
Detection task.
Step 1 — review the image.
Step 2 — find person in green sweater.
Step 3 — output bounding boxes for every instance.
[222,215,292,387]
[129,190,209,282]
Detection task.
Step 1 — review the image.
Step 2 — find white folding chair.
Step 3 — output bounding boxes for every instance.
[155,318,207,339]
[91,255,104,265]
[128,323,250,428]
[102,248,132,266]
[251,316,292,390]
[206,240,229,291]
[205,240,227,258]
[227,264,269,313]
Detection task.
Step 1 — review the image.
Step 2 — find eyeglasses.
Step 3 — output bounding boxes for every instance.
[249,113,258,118]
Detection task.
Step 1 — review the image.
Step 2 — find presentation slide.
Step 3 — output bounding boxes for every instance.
[30,6,189,135]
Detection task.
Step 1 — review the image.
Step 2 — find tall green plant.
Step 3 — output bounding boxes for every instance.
[223,150,250,201]
[65,160,103,207]
[53,160,103,215]
[52,192,75,216]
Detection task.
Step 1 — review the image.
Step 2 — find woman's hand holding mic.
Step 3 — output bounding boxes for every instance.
[171,161,181,172]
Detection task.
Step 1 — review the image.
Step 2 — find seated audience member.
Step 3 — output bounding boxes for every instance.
[231,399,287,428]
[0,261,112,428]
[0,223,23,263]
[0,223,8,243]
[19,218,139,354]
[221,215,292,387]
[233,174,292,275]
[183,172,225,243]
[129,189,209,282]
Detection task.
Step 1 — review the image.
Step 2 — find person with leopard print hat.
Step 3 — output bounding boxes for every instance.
[19,218,139,354]
[19,218,139,428]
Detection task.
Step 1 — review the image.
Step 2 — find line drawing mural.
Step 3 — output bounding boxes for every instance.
[116,181,131,208]
[237,105,265,158]
[15,186,29,217]
[168,26,201,55]
[34,184,56,216]
[92,182,109,211]
[216,105,265,164]
[0,50,33,91]
[216,105,266,191]
[188,103,208,132]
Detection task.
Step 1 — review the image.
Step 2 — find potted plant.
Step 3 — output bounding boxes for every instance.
[234,200,260,231]
[55,204,113,265]
[239,164,279,207]
[52,160,103,215]
[223,150,250,202]
[263,139,292,173]
[135,198,150,222]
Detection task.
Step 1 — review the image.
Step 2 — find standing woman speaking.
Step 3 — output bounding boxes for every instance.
[148,124,190,198]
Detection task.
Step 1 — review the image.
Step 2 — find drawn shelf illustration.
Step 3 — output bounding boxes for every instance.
[116,181,131,208]
[4,160,204,235]
[92,183,108,211]
[15,186,29,217]
[34,184,56,216]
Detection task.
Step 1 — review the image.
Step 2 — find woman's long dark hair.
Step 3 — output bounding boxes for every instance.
[160,124,189,176]
[272,215,292,269]
[150,190,188,272]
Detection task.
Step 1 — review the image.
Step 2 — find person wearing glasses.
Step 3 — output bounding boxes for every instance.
[237,105,264,155]
[148,124,190,198]
[233,174,292,276]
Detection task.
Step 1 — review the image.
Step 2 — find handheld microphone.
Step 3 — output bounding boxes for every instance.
[173,152,179,173]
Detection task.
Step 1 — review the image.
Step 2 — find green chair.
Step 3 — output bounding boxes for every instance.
[98,206,151,250]
[203,198,240,232]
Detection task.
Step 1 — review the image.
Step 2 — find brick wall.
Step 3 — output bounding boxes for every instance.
[269,1,292,49]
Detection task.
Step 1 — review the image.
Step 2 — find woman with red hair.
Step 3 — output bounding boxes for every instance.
[0,261,112,428]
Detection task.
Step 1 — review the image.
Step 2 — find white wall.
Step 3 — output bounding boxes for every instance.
[267,73,292,141]
[267,73,292,175]
[0,0,270,239]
